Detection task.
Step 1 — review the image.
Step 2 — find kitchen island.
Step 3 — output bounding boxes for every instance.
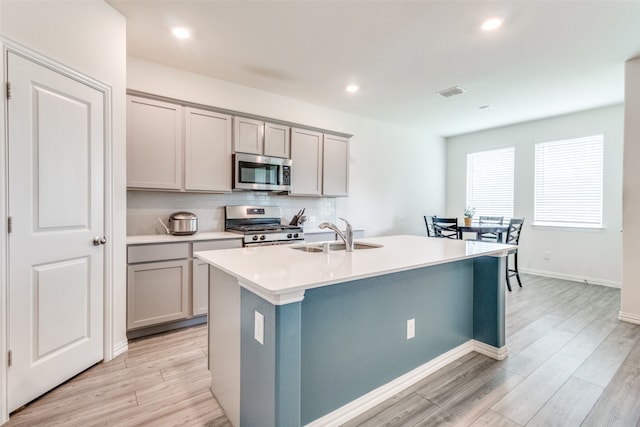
[195,235,512,427]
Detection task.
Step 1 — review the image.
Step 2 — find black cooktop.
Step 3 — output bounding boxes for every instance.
[227,224,301,233]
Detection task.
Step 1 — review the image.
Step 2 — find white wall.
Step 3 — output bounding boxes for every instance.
[0,2,127,423]
[622,57,640,323]
[447,104,624,286]
[127,57,446,238]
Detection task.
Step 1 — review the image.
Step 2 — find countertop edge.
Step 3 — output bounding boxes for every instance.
[195,236,511,305]
[127,231,242,245]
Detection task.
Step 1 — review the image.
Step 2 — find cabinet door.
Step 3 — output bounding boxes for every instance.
[192,260,210,317]
[233,117,264,155]
[192,239,242,317]
[127,96,183,190]
[322,134,349,197]
[127,259,189,329]
[185,108,232,192]
[264,122,290,158]
[290,128,323,196]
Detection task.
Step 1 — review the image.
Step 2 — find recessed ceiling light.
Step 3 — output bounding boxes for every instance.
[436,86,466,98]
[172,27,191,39]
[346,85,360,93]
[481,17,503,31]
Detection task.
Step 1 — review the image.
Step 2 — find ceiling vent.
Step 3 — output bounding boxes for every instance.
[436,86,466,98]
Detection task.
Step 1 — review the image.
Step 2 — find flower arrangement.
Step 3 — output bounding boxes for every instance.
[464,207,476,218]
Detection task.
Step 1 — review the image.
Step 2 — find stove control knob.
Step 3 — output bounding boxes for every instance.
[287,233,292,238]
[252,235,259,241]
[294,233,299,238]
[260,235,266,240]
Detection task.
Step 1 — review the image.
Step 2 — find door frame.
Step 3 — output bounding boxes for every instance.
[0,38,115,423]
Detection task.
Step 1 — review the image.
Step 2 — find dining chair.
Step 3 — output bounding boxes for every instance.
[423,215,436,237]
[432,217,459,239]
[505,217,525,291]
[479,216,504,241]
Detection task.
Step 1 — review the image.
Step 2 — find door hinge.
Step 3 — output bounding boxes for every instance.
[8,350,12,367]
[8,216,12,233]
[6,82,11,100]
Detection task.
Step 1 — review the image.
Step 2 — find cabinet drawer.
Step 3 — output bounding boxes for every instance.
[193,239,242,252]
[128,242,190,264]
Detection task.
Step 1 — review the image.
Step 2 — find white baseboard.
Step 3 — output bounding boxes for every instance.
[473,340,508,360]
[619,311,640,325]
[112,339,128,358]
[305,340,506,426]
[520,268,621,289]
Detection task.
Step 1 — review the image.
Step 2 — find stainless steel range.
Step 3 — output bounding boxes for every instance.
[225,205,304,246]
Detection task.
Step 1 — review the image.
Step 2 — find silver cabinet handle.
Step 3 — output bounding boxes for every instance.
[93,236,107,246]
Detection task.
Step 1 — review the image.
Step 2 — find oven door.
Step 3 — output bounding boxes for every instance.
[233,153,291,191]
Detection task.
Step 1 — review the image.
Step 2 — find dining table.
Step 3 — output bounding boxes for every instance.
[458,224,510,242]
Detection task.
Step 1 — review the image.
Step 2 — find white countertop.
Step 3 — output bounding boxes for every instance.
[194,235,512,305]
[127,231,242,245]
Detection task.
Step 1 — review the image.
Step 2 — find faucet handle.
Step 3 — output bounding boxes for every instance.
[338,217,352,231]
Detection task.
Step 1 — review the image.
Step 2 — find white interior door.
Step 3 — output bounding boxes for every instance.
[7,52,104,411]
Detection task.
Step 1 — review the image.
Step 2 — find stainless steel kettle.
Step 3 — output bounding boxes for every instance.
[158,212,198,235]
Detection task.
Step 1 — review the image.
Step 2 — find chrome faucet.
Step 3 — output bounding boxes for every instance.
[319,217,354,252]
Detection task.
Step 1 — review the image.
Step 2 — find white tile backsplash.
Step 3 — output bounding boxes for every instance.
[127,191,336,235]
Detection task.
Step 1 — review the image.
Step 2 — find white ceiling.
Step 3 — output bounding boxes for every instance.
[108,0,640,137]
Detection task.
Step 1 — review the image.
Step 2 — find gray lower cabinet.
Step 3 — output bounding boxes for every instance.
[304,230,365,243]
[304,231,337,243]
[127,238,242,333]
[127,242,191,330]
[191,239,243,317]
[127,259,189,329]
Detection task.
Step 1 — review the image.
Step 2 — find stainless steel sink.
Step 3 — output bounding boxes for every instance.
[291,245,324,253]
[328,242,384,250]
[290,242,383,252]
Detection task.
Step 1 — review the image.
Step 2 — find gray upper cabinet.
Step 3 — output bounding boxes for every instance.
[290,128,323,196]
[127,95,232,193]
[233,117,264,155]
[185,107,233,192]
[264,122,290,158]
[234,117,290,158]
[127,92,348,196]
[290,128,349,197]
[127,95,183,190]
[322,134,349,197]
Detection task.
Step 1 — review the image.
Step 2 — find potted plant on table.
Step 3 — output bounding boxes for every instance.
[464,207,476,226]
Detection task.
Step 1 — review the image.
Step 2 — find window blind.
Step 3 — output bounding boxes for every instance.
[534,134,603,227]
[466,147,515,218]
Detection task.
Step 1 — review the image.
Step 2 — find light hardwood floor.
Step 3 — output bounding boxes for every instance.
[5,324,230,426]
[345,275,640,427]
[5,274,640,426]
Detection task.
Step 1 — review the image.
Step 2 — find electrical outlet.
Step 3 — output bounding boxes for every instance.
[544,251,550,261]
[407,319,415,340]
[254,311,264,345]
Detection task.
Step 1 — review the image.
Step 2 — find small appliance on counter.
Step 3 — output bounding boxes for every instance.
[158,211,198,235]
[225,205,304,246]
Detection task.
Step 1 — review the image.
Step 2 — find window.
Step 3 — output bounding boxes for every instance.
[534,134,603,228]
[466,147,515,218]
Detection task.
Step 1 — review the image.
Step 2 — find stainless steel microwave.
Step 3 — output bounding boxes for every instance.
[233,153,292,192]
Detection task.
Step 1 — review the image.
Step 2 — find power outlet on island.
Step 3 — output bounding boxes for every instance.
[254,311,264,345]
[407,318,415,340]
